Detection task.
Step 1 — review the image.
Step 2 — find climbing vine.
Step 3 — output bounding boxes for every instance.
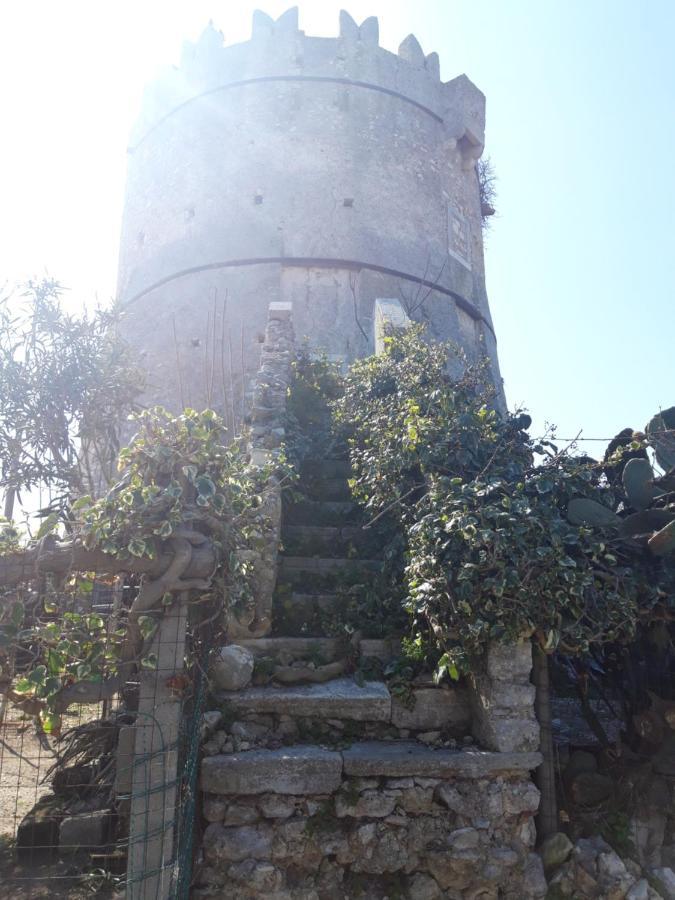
[0,407,279,732]
[335,326,675,677]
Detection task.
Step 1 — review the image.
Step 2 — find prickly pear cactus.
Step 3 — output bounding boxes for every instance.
[566,407,675,557]
[646,406,675,474]
[567,498,620,528]
[622,458,655,510]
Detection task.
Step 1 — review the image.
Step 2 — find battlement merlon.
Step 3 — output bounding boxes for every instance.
[128,8,486,156]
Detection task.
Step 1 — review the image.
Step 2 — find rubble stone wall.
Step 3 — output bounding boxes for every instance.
[195,745,546,900]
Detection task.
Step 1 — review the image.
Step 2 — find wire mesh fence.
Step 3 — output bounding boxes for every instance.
[0,562,211,899]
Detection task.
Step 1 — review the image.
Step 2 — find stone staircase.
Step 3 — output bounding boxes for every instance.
[196,392,545,897]
[208,451,474,743]
[273,454,387,640]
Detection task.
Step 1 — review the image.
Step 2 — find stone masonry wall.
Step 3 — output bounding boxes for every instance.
[195,744,545,900]
[227,302,295,640]
[197,635,546,899]
[118,10,504,421]
[469,642,540,753]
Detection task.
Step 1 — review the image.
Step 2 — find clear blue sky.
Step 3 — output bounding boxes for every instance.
[1,1,673,455]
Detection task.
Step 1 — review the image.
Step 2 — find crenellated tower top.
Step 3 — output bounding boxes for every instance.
[131,7,485,166]
[117,8,503,420]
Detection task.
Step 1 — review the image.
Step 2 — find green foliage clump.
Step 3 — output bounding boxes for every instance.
[285,348,344,466]
[0,407,278,726]
[78,407,265,562]
[336,327,674,677]
[0,518,20,554]
[0,278,141,518]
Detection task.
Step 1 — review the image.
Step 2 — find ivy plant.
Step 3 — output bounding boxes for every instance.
[336,327,674,677]
[0,407,279,730]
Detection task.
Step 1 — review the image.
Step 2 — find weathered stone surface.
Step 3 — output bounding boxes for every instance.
[408,872,441,900]
[472,713,540,753]
[230,720,271,741]
[391,687,470,731]
[448,827,480,850]
[202,795,227,823]
[201,746,342,795]
[59,809,110,851]
[417,730,442,745]
[280,556,380,578]
[351,826,409,874]
[632,804,667,867]
[341,741,542,777]
[651,867,675,899]
[540,831,574,872]
[502,780,540,815]
[217,678,391,721]
[228,859,283,892]
[545,836,658,900]
[627,880,651,900]
[426,848,482,890]
[482,680,536,709]
[200,710,223,740]
[486,642,532,681]
[435,782,468,815]
[397,786,434,815]
[235,636,398,662]
[203,823,272,862]
[521,853,548,899]
[210,644,254,691]
[223,801,258,826]
[258,795,296,819]
[335,789,397,818]
[598,848,628,881]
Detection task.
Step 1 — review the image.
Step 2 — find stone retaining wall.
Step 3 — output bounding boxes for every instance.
[202,680,472,754]
[198,639,544,897]
[194,744,546,900]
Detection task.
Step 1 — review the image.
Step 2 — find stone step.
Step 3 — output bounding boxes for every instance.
[232,636,398,662]
[217,677,391,722]
[283,524,365,556]
[216,661,470,733]
[301,478,351,502]
[278,556,382,587]
[273,590,345,637]
[200,742,543,796]
[201,745,342,795]
[284,498,358,527]
[341,742,543,778]
[301,458,352,480]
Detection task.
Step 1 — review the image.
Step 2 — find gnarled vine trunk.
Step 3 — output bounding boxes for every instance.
[533,645,558,840]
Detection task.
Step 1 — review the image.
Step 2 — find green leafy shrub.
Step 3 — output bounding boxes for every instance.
[336,327,674,677]
[0,407,279,727]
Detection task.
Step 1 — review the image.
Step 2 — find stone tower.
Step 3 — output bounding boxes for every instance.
[117,8,502,421]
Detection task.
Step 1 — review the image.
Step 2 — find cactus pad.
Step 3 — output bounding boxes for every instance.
[646,406,675,474]
[622,458,654,510]
[618,509,675,538]
[648,520,675,557]
[567,498,620,528]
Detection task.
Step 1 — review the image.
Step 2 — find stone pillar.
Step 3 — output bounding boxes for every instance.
[227,302,294,640]
[469,641,539,753]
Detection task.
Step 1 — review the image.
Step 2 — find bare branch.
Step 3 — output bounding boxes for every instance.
[349,271,370,344]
